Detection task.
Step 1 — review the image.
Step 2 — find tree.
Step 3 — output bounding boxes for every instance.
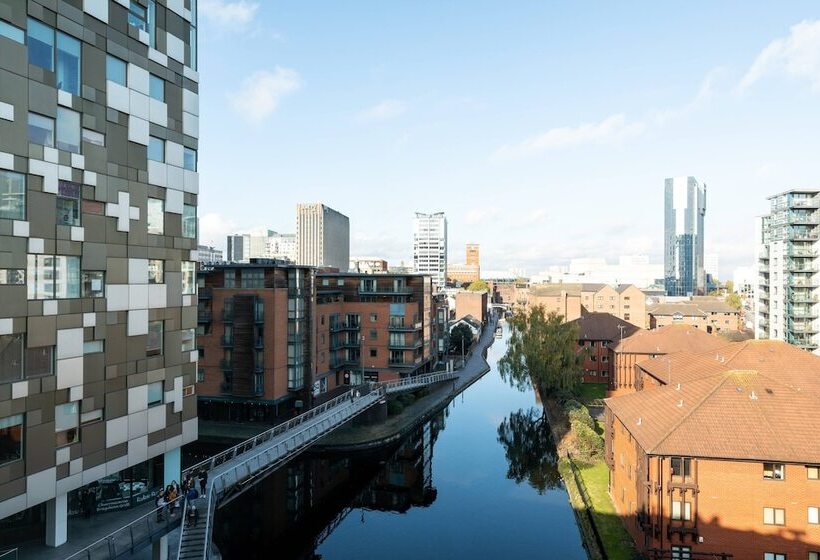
[726,292,742,310]
[496,408,561,494]
[448,323,473,354]
[498,306,582,395]
[466,280,489,292]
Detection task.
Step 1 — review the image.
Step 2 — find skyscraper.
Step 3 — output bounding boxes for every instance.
[664,177,706,296]
[756,190,820,353]
[413,212,448,290]
[0,2,199,548]
[296,203,350,270]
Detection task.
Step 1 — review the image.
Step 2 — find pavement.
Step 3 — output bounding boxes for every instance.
[316,314,500,450]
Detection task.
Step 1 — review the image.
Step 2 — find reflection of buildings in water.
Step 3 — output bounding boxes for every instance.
[213,411,446,560]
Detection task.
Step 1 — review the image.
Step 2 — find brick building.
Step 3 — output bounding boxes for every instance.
[454,290,487,324]
[569,313,641,383]
[648,299,740,333]
[196,265,444,423]
[609,325,727,395]
[604,340,820,559]
[0,1,199,548]
[526,283,646,328]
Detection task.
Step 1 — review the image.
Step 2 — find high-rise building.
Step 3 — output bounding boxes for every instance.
[296,204,350,270]
[413,212,447,290]
[0,3,199,548]
[466,243,480,268]
[198,245,224,264]
[350,257,389,274]
[226,230,297,263]
[664,177,706,296]
[756,189,820,353]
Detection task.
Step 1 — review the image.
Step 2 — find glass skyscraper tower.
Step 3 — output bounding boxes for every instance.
[664,177,707,296]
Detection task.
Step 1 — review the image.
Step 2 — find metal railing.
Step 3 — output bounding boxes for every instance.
[382,371,457,393]
[0,549,17,560]
[63,496,183,560]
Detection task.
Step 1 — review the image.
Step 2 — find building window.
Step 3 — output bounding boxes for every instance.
[197,368,204,382]
[370,348,377,358]
[764,463,785,480]
[56,107,81,153]
[147,321,163,356]
[147,381,164,407]
[671,457,692,480]
[26,345,54,377]
[240,268,264,289]
[0,414,23,466]
[671,501,692,521]
[182,204,197,239]
[149,74,164,102]
[0,170,25,220]
[27,18,54,71]
[763,507,785,526]
[83,340,103,354]
[809,507,820,525]
[128,1,148,32]
[146,259,164,284]
[369,329,377,340]
[56,180,81,226]
[370,313,378,322]
[181,329,195,352]
[81,271,105,298]
[27,255,80,299]
[107,54,127,86]
[55,402,79,447]
[810,553,819,560]
[184,147,197,171]
[82,128,105,146]
[0,20,24,43]
[670,546,691,560]
[0,334,23,383]
[80,409,103,426]
[181,261,196,294]
[147,198,164,235]
[808,466,820,480]
[148,136,165,162]
[0,269,25,285]
[56,31,81,96]
[28,113,55,147]
[763,555,786,560]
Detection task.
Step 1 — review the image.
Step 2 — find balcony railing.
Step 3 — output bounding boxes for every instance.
[197,311,212,323]
[220,335,233,347]
[788,212,820,224]
[330,321,360,332]
[789,196,820,209]
[358,286,414,296]
[388,339,423,350]
[330,358,359,369]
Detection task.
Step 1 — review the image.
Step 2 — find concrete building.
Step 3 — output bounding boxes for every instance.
[533,255,663,289]
[196,266,445,423]
[296,204,350,271]
[0,2,199,548]
[349,257,388,274]
[665,177,707,296]
[756,190,820,353]
[605,339,820,559]
[413,212,447,291]
[569,314,641,384]
[226,230,296,264]
[197,245,223,264]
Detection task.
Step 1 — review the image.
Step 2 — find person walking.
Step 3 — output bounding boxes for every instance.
[155,490,166,522]
[199,469,208,497]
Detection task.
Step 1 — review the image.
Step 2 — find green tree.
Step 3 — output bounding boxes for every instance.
[466,280,489,292]
[448,323,474,354]
[498,306,582,395]
[726,292,742,310]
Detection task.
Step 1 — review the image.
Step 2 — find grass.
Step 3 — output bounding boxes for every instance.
[576,383,607,403]
[575,461,638,560]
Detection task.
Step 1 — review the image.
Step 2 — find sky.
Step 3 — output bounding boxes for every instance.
[195,1,820,279]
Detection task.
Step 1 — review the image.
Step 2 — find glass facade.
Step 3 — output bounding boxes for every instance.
[664,177,706,296]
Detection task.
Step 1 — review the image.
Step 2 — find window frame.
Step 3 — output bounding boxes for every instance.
[54,402,79,447]
[56,180,82,227]
[149,73,165,102]
[763,507,786,526]
[147,136,165,162]
[147,381,164,408]
[106,54,127,86]
[28,112,55,148]
[0,169,26,221]
[764,462,785,480]
[147,321,164,356]
[0,414,24,466]
[146,198,164,235]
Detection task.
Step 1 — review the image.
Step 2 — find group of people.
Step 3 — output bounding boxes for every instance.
[155,469,209,527]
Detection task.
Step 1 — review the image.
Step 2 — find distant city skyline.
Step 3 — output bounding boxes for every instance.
[196,2,820,278]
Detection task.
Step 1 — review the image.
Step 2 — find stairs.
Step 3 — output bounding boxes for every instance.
[176,496,210,560]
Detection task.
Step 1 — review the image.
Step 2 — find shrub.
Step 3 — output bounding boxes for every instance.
[553,388,576,403]
[568,406,595,431]
[387,400,404,416]
[563,399,584,412]
[573,421,604,460]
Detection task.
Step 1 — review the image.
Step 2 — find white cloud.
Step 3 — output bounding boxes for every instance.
[228,68,301,124]
[652,67,722,126]
[199,0,259,30]
[739,20,820,92]
[358,99,407,121]
[199,212,238,248]
[491,113,645,161]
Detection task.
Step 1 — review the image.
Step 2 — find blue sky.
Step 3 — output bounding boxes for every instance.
[196,1,820,277]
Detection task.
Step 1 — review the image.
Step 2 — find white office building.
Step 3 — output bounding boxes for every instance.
[413,212,448,290]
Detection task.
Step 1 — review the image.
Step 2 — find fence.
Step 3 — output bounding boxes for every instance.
[0,549,17,560]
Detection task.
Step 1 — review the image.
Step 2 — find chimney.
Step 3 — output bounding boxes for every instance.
[676,383,681,391]
[677,399,684,408]
[636,417,642,426]
[750,391,758,400]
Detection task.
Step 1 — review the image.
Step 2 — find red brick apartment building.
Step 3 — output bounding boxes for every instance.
[568,313,641,383]
[196,264,444,422]
[609,325,727,395]
[604,340,820,560]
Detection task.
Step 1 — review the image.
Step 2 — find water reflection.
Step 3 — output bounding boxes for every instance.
[213,411,445,559]
[496,408,561,494]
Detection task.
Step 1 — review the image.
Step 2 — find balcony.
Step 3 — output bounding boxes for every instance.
[787,290,817,303]
[758,263,770,273]
[388,339,423,350]
[789,307,815,319]
[789,228,819,241]
[388,359,416,368]
[388,319,422,331]
[330,338,361,351]
[220,335,233,347]
[330,358,359,369]
[789,196,820,209]
[788,320,818,334]
[788,247,818,258]
[787,276,816,288]
[788,211,820,225]
[219,359,233,371]
[358,286,414,296]
[788,261,818,273]
[330,321,360,333]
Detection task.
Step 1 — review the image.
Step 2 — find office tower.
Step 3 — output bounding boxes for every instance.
[756,190,820,353]
[413,212,447,290]
[296,203,350,270]
[0,1,199,548]
[226,230,297,263]
[197,245,224,264]
[664,177,706,296]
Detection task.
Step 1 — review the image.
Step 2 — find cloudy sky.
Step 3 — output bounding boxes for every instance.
[196,1,820,278]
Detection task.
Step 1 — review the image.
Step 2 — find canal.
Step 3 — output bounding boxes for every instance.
[213,325,586,559]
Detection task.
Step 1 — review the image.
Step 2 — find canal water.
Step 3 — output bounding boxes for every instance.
[213,325,586,559]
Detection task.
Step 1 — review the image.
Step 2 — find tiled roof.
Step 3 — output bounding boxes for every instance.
[529,283,583,296]
[606,369,820,462]
[569,313,641,342]
[636,352,729,385]
[612,324,727,354]
[580,283,608,292]
[647,303,707,317]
